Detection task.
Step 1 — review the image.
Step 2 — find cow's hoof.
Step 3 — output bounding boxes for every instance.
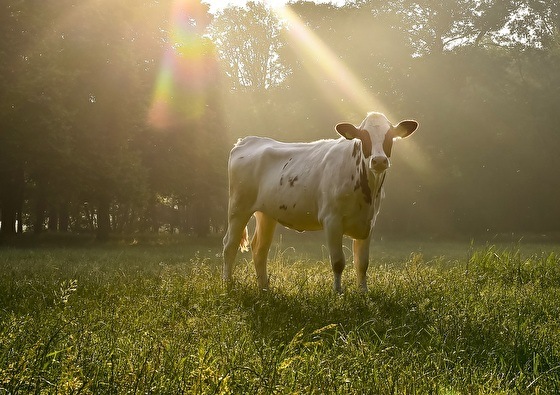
[333,285,344,294]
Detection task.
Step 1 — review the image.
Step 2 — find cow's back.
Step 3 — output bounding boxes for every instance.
[228,136,350,231]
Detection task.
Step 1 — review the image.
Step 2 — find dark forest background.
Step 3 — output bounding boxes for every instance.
[1,0,559,241]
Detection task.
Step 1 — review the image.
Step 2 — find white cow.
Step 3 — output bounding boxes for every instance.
[223,112,418,292]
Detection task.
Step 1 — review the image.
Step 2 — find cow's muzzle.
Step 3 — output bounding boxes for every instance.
[369,155,389,173]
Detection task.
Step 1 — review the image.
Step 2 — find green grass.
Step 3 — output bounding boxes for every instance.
[1,239,560,393]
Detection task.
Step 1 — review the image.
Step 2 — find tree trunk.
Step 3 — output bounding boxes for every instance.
[17,208,23,234]
[34,185,47,234]
[59,202,69,232]
[0,204,17,237]
[48,205,59,232]
[192,200,209,237]
[0,165,24,238]
[96,197,111,241]
[148,197,159,233]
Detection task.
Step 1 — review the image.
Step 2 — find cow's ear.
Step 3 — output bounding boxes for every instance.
[393,120,418,138]
[335,123,360,139]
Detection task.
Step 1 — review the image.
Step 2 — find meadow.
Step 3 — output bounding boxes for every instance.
[1,236,560,394]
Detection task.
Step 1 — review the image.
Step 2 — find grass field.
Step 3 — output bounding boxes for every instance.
[1,236,560,394]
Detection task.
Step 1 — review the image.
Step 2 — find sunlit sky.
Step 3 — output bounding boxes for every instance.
[203,0,346,13]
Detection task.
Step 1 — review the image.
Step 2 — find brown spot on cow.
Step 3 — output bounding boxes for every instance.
[359,160,372,204]
[288,176,299,187]
[279,204,288,210]
[282,158,293,170]
[352,141,360,158]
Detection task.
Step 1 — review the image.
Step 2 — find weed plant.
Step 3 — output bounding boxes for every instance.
[1,242,559,393]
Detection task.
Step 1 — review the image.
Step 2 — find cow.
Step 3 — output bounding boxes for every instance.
[222,111,419,293]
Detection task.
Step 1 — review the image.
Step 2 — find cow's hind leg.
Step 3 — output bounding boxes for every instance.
[223,212,252,284]
[353,238,370,292]
[324,216,345,293]
[251,212,277,290]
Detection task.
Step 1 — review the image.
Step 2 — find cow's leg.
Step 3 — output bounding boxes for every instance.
[222,212,252,284]
[251,212,277,290]
[353,238,370,292]
[324,217,345,293]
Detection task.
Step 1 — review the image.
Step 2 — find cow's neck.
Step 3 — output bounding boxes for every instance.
[369,171,386,201]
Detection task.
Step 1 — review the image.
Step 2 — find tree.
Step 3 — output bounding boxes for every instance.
[210,2,288,91]
[45,1,160,239]
[0,1,69,237]
[2,0,559,240]
[145,0,228,236]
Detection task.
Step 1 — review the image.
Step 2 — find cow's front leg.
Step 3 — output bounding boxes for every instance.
[353,238,370,292]
[324,217,345,293]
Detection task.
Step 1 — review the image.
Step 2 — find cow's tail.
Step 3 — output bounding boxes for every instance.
[239,226,250,252]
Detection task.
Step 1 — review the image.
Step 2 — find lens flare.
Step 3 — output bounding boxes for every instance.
[148,0,217,130]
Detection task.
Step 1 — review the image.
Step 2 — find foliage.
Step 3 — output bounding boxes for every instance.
[1,242,560,393]
[211,0,560,238]
[0,0,227,239]
[1,0,559,240]
[209,2,289,90]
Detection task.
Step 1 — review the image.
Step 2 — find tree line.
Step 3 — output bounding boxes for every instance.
[1,0,228,240]
[1,0,559,241]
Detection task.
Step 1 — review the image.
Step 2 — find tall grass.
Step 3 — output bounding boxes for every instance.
[1,242,559,393]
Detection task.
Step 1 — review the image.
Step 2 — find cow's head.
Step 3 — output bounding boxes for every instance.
[335,112,418,173]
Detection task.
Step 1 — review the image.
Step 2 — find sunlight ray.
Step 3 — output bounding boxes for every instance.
[274,5,390,119]
[274,5,434,176]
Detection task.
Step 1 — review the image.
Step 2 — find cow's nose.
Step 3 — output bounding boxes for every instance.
[370,156,389,172]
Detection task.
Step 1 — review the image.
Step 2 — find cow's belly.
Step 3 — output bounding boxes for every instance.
[256,199,323,232]
[260,205,373,238]
[254,191,376,238]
